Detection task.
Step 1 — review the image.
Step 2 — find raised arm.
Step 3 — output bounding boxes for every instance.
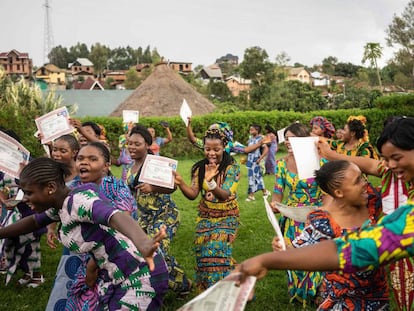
[317,139,380,177]
[163,126,172,145]
[186,117,198,144]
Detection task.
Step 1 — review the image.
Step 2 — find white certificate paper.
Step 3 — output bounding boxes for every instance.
[0,132,30,179]
[178,273,256,311]
[180,99,192,127]
[277,127,286,144]
[35,107,74,144]
[122,110,139,124]
[264,198,286,250]
[288,136,320,179]
[273,202,316,223]
[138,154,177,189]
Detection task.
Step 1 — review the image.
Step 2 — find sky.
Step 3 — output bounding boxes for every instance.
[1,0,409,68]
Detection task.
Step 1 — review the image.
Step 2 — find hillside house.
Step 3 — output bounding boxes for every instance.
[225,75,251,97]
[285,67,311,84]
[34,64,66,89]
[0,49,33,77]
[68,58,94,76]
[199,64,223,81]
[168,61,192,74]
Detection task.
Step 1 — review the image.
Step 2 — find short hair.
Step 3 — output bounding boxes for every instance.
[129,125,153,146]
[55,134,80,153]
[314,160,351,197]
[347,119,365,140]
[377,117,414,153]
[81,121,101,136]
[284,122,310,137]
[20,157,70,187]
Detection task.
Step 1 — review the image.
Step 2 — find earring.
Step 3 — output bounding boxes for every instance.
[48,191,53,195]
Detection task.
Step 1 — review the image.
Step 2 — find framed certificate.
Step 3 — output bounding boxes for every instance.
[122,110,139,124]
[0,131,30,179]
[35,107,74,144]
[138,154,177,189]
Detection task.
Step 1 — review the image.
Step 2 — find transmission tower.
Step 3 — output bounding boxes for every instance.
[43,0,54,64]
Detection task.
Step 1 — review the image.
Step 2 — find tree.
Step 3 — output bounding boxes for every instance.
[124,68,141,89]
[275,51,291,67]
[142,45,152,63]
[69,42,89,61]
[48,45,70,68]
[151,47,161,64]
[321,56,338,75]
[386,0,414,85]
[89,43,110,76]
[362,42,383,92]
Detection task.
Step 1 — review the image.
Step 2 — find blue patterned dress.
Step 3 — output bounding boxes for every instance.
[246,135,265,195]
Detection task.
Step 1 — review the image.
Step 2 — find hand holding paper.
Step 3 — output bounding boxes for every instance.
[263,198,286,250]
[180,99,192,127]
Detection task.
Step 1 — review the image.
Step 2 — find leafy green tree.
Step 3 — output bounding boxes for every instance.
[362,42,383,91]
[207,80,234,102]
[334,62,362,78]
[142,45,152,63]
[275,51,291,67]
[69,42,90,61]
[48,45,70,68]
[89,43,110,76]
[104,77,115,89]
[321,56,338,75]
[386,0,414,85]
[151,47,161,64]
[124,68,141,89]
[108,47,135,70]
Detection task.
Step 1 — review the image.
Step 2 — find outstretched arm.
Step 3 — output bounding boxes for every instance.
[109,212,166,271]
[0,215,41,238]
[236,240,339,283]
[163,127,172,145]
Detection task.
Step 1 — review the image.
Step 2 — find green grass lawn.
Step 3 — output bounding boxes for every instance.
[0,154,381,311]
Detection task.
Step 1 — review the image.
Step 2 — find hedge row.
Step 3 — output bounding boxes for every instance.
[78,107,413,159]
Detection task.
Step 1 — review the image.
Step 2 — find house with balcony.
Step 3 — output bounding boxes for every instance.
[34,64,67,89]
[0,49,33,77]
[68,58,94,79]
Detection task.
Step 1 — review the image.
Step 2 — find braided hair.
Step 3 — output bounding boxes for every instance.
[20,157,70,187]
[191,128,235,191]
[314,160,351,197]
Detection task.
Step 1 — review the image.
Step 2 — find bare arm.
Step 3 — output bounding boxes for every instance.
[137,183,176,195]
[186,117,197,144]
[163,127,172,145]
[317,140,380,176]
[174,171,199,200]
[236,240,339,283]
[0,215,42,238]
[109,212,165,271]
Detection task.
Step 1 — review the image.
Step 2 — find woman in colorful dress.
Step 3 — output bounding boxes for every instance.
[273,160,389,310]
[270,122,325,307]
[328,116,378,160]
[0,156,168,310]
[0,128,45,288]
[125,125,192,298]
[245,124,269,201]
[318,116,414,310]
[175,128,240,292]
[264,124,278,175]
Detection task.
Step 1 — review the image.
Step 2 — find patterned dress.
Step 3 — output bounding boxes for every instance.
[335,201,414,274]
[273,158,324,306]
[246,135,266,195]
[0,173,45,284]
[293,209,389,310]
[377,162,414,310]
[265,133,278,175]
[126,164,191,295]
[328,140,379,160]
[192,163,240,291]
[36,183,168,311]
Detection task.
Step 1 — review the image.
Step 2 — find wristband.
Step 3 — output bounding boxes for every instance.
[206,179,217,190]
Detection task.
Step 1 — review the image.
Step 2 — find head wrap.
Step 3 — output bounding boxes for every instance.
[310,116,336,138]
[209,121,234,143]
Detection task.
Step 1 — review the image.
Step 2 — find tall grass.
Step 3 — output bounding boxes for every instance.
[0,154,381,311]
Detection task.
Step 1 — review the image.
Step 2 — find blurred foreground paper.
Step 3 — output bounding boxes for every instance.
[180,99,192,127]
[263,198,286,250]
[288,136,319,179]
[177,273,256,311]
[274,202,316,223]
[122,110,139,124]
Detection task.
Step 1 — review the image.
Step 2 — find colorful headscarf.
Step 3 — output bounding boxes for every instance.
[209,121,234,143]
[310,116,336,138]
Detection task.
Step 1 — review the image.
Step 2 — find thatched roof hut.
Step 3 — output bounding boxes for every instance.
[110,62,216,117]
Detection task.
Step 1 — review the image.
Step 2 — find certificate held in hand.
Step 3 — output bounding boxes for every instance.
[35,107,75,144]
[138,155,178,189]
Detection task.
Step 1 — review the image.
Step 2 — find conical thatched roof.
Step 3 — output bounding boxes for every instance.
[110,62,216,117]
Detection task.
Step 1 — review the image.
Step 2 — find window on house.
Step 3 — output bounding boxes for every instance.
[87,67,89,71]
[17,64,20,70]
[179,64,183,71]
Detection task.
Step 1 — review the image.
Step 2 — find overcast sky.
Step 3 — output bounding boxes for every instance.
[1,0,409,68]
